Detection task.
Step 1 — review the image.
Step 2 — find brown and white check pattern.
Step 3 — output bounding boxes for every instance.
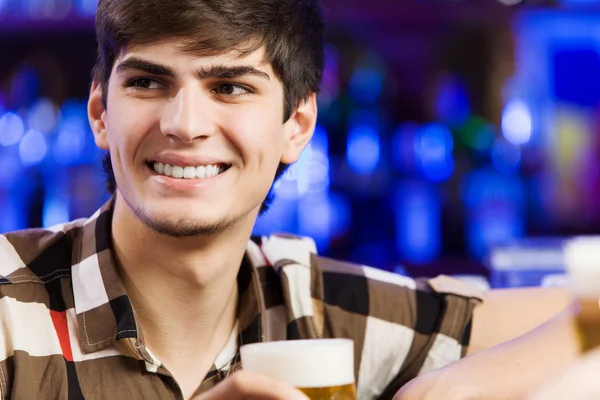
[0,199,483,399]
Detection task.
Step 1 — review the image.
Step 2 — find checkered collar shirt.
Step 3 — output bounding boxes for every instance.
[0,198,483,400]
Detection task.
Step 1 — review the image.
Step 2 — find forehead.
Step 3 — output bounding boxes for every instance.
[115,40,273,73]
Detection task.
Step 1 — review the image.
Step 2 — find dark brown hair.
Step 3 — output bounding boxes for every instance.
[93,0,325,212]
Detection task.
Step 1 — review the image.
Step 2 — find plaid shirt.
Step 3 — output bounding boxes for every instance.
[0,199,483,400]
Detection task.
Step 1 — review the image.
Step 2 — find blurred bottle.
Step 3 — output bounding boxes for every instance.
[487,237,565,288]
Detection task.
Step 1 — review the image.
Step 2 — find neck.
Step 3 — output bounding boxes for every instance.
[109,194,256,373]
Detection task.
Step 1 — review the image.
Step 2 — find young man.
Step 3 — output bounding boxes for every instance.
[0,0,582,399]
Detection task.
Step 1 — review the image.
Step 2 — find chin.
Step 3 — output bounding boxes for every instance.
[150,221,231,238]
[134,207,232,238]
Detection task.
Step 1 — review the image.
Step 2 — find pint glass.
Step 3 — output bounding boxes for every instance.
[240,339,356,400]
[564,237,600,351]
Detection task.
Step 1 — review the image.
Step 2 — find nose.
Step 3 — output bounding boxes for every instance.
[160,86,216,143]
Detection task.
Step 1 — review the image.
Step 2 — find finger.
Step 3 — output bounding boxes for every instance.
[198,370,310,400]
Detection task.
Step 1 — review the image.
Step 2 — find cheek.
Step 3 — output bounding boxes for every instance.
[221,108,284,164]
[106,96,161,160]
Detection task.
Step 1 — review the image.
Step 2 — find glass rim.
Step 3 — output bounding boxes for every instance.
[240,338,353,353]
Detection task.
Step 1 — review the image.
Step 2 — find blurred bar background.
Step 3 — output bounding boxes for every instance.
[1,0,600,287]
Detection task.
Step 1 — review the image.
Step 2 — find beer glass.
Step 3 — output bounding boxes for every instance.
[240,338,356,400]
[564,237,600,351]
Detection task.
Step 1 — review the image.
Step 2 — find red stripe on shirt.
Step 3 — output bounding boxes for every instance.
[259,242,272,266]
[50,310,73,362]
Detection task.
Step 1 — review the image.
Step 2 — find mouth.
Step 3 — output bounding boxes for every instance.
[146,161,231,179]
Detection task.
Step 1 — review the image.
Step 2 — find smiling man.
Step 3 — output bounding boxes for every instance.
[0,1,585,400]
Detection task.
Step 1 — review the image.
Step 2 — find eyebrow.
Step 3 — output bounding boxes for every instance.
[115,57,270,81]
[116,57,175,77]
[197,65,270,81]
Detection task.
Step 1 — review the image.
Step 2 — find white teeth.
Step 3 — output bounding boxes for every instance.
[152,162,225,179]
[183,166,195,179]
[207,165,220,177]
[171,165,184,178]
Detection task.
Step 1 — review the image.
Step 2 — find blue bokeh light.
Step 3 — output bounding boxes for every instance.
[19,129,47,165]
[59,100,95,162]
[347,125,380,175]
[391,122,418,173]
[28,98,60,134]
[297,192,351,248]
[54,122,86,164]
[297,194,331,249]
[414,123,454,181]
[501,99,532,145]
[491,139,522,174]
[462,168,525,259]
[0,112,25,147]
[277,125,330,198]
[253,197,298,235]
[0,196,27,232]
[43,196,70,227]
[0,148,22,189]
[294,143,311,196]
[306,125,330,194]
[395,181,441,264]
[435,74,471,127]
[327,193,352,237]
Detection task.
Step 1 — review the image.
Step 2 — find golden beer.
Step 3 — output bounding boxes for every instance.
[300,383,357,400]
[564,238,600,352]
[240,339,356,400]
[575,299,600,352]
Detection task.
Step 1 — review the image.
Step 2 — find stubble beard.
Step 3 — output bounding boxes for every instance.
[133,206,235,238]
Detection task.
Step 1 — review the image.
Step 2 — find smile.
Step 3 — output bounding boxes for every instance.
[149,162,230,179]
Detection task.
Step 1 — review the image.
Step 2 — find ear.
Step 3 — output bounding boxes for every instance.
[280,92,318,164]
[88,80,109,150]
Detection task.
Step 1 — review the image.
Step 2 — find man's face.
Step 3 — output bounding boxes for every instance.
[88,40,316,237]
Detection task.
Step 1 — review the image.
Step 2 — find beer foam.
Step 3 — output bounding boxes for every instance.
[240,339,354,388]
[564,237,600,298]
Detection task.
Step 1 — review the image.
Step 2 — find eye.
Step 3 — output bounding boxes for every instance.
[126,77,162,90]
[213,83,251,96]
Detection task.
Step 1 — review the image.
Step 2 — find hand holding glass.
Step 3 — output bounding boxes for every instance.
[240,339,356,400]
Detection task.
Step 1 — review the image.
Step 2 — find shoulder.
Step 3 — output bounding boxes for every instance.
[0,219,86,286]
[251,233,420,302]
[251,233,484,302]
[0,222,84,342]
[251,233,426,331]
[0,222,86,385]
[251,233,317,268]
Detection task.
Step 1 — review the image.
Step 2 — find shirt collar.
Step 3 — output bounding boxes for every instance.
[71,198,267,357]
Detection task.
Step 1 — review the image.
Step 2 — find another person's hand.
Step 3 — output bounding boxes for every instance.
[528,346,600,400]
[197,370,309,400]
